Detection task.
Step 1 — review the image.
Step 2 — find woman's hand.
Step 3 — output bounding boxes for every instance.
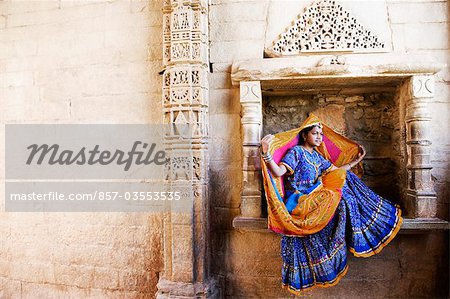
[260,134,287,177]
[261,134,275,154]
[353,145,366,165]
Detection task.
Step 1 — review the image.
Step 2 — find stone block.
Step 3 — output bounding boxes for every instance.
[9,262,53,283]
[208,163,242,205]
[313,278,393,299]
[104,23,162,51]
[0,277,21,299]
[225,274,285,298]
[227,231,281,256]
[210,40,264,63]
[211,207,240,231]
[345,256,400,281]
[0,71,34,88]
[403,23,449,50]
[70,92,158,123]
[209,72,233,90]
[324,95,345,103]
[212,62,232,73]
[209,114,241,140]
[7,3,104,28]
[119,270,155,292]
[37,31,105,57]
[92,267,119,289]
[390,23,407,52]
[4,99,71,122]
[387,2,447,24]
[130,0,162,13]
[0,15,6,29]
[53,264,95,288]
[228,254,281,277]
[210,21,266,42]
[345,95,364,103]
[357,101,374,107]
[3,1,59,15]
[364,107,381,119]
[312,104,346,133]
[210,2,268,23]
[1,39,38,59]
[209,89,240,114]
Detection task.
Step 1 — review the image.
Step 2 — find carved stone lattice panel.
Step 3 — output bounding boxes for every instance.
[164,150,207,182]
[168,4,208,64]
[163,65,208,139]
[163,108,208,139]
[269,0,385,56]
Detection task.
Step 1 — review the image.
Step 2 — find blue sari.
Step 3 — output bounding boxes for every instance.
[279,146,402,294]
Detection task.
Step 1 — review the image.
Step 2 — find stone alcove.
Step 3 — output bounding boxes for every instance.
[231,53,448,231]
[260,91,403,217]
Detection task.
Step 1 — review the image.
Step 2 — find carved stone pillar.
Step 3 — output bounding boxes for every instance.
[158,0,217,297]
[240,81,263,218]
[405,75,437,218]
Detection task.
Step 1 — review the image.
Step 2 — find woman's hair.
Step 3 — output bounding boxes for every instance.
[298,124,321,145]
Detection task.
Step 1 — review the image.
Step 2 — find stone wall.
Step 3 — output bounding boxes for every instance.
[209,0,449,297]
[0,1,164,297]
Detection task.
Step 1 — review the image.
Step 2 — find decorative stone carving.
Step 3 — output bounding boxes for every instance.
[267,0,385,57]
[159,0,213,297]
[317,55,346,66]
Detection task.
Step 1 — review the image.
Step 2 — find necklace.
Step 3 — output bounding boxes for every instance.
[299,146,320,180]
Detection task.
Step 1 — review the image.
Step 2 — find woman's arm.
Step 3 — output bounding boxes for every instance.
[261,134,287,177]
[329,145,366,171]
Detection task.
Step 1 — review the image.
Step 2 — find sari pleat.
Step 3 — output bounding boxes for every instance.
[281,172,402,293]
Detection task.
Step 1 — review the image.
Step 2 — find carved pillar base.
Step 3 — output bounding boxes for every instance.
[156,278,221,299]
[405,191,437,218]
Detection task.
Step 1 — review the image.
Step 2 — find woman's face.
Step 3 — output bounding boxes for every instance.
[304,126,323,147]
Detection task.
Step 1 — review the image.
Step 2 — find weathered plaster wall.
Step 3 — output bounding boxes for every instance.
[209,0,449,297]
[0,1,164,297]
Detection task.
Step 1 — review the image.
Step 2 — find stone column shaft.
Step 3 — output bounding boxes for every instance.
[240,81,263,218]
[158,0,216,297]
[405,75,437,218]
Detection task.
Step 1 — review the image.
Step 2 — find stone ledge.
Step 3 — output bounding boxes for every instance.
[231,54,446,86]
[232,217,450,234]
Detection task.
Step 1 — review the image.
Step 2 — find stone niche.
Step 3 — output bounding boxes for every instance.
[231,53,447,230]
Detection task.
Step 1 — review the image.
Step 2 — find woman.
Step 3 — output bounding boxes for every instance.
[260,114,402,295]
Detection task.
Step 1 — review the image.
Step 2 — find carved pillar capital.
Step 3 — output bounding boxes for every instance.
[411,75,434,99]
